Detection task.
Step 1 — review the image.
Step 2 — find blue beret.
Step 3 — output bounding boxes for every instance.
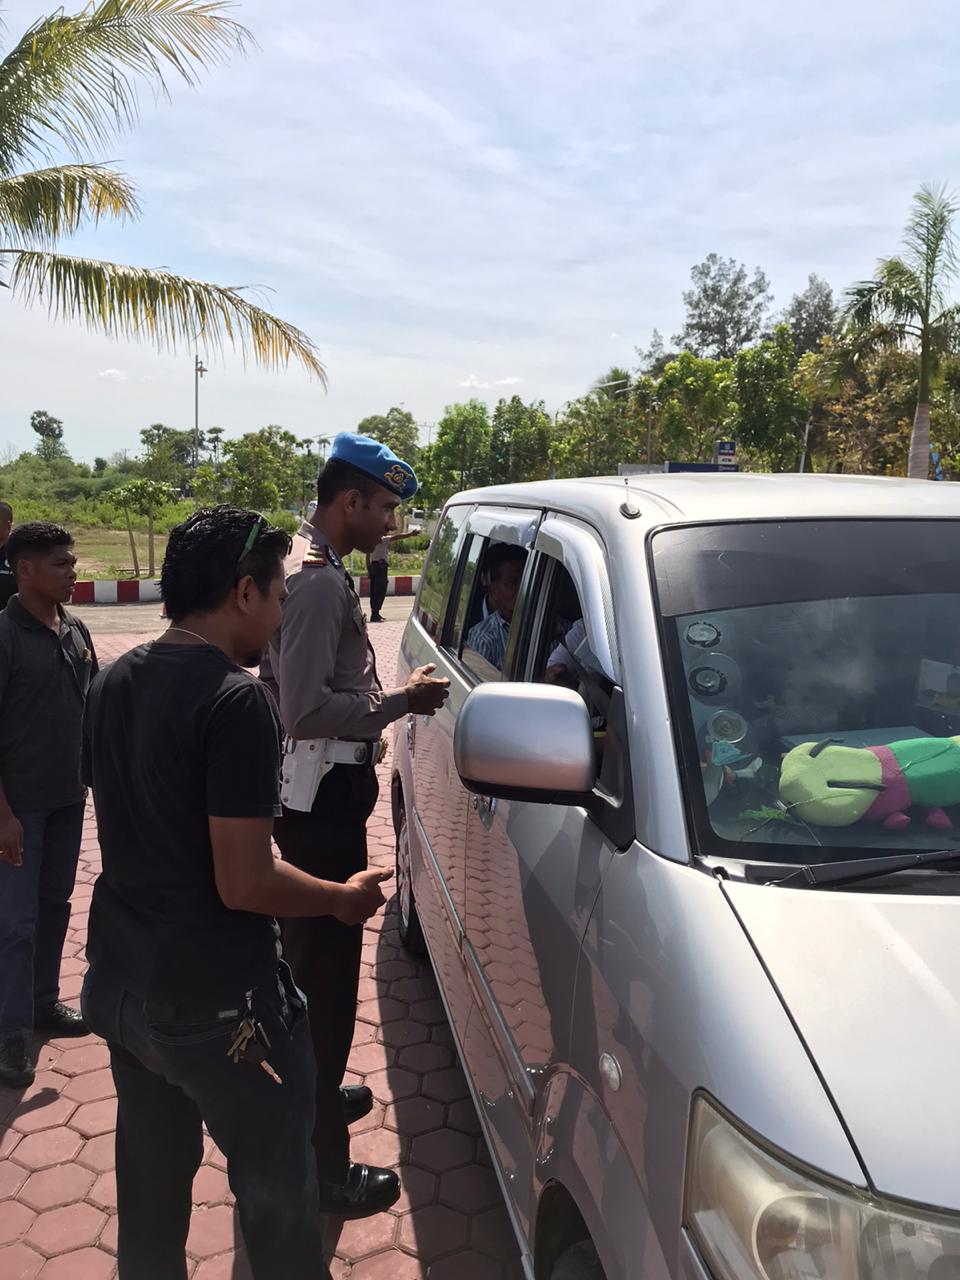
[329,432,418,500]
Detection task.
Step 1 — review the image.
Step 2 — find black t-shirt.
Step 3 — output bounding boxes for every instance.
[83,642,283,1003]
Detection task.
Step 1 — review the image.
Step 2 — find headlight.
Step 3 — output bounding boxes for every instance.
[685,1096,960,1280]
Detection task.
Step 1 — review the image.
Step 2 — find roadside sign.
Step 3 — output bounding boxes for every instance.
[715,440,738,470]
[617,464,662,476]
[664,461,739,473]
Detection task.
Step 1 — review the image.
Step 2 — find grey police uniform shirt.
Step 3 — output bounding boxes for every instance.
[261,522,408,742]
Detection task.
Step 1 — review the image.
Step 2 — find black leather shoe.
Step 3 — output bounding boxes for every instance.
[0,1037,36,1088]
[341,1084,374,1125]
[317,1163,401,1219]
[34,1002,88,1037]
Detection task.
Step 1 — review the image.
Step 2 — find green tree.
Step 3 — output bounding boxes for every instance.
[30,408,65,461]
[205,426,225,466]
[427,401,491,500]
[220,426,301,510]
[732,326,807,470]
[93,456,107,473]
[0,0,325,377]
[140,423,195,488]
[487,397,553,485]
[674,254,772,359]
[355,407,419,463]
[113,478,175,576]
[844,184,960,479]
[191,462,222,506]
[552,370,640,477]
[656,352,735,462]
[783,274,836,356]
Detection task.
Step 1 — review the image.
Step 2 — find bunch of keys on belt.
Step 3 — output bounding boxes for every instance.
[227,1000,282,1085]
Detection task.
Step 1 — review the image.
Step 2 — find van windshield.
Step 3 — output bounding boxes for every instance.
[652,519,960,862]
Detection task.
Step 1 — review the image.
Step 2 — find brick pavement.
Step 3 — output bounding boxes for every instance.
[0,620,522,1278]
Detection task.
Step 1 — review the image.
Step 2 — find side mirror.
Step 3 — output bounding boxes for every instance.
[454,683,595,804]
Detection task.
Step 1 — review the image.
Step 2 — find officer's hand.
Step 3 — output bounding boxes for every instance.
[335,868,394,926]
[405,664,450,716]
[0,811,23,867]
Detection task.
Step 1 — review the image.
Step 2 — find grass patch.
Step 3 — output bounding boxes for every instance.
[69,527,168,579]
[68,526,425,580]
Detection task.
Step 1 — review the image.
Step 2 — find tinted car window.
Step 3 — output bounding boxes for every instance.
[416,505,469,639]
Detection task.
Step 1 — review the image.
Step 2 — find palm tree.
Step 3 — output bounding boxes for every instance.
[844,184,959,478]
[0,0,325,378]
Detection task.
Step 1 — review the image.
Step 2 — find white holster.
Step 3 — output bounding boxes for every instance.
[280,736,385,812]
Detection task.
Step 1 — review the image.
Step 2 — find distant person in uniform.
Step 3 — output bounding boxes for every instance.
[365,522,421,623]
[0,503,15,610]
[81,506,392,1279]
[0,523,97,1088]
[465,543,527,670]
[261,434,449,1219]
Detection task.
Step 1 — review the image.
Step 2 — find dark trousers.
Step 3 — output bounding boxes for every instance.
[274,764,379,1184]
[368,561,388,618]
[0,801,85,1038]
[81,963,327,1280]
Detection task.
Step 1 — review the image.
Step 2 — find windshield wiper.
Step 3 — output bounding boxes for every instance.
[769,847,960,889]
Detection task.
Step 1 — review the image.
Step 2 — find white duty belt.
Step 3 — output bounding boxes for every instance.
[280,736,387,812]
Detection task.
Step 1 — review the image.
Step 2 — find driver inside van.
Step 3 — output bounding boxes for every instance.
[465,544,526,670]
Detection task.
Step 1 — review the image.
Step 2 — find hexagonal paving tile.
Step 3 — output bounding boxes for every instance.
[0,1241,45,1280]
[398,1203,468,1261]
[439,1164,503,1214]
[60,1071,115,1104]
[363,1067,419,1104]
[10,1127,83,1172]
[185,1205,237,1260]
[191,1165,231,1207]
[88,1173,117,1213]
[470,1206,520,1262]
[384,1097,445,1138]
[0,1200,36,1245]
[69,1100,117,1140]
[409,1129,475,1175]
[19,1166,95,1213]
[421,1068,469,1104]
[25,1202,106,1256]
[0,1160,29,1200]
[11,1098,77,1137]
[36,1246,116,1279]
[428,1254,502,1280]
[331,1208,398,1262]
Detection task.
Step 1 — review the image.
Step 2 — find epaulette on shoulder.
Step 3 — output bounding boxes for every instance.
[303,544,329,569]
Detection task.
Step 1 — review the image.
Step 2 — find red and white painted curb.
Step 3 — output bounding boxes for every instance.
[73,574,421,604]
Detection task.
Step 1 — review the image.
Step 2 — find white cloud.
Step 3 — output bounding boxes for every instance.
[458,374,522,389]
[97,369,128,381]
[609,332,620,339]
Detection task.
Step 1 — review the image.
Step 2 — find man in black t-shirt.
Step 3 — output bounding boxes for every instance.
[81,507,392,1280]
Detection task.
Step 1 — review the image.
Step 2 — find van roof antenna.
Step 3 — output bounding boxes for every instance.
[620,477,641,520]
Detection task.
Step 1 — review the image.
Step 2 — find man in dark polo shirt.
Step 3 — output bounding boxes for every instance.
[0,522,98,1087]
[0,502,15,610]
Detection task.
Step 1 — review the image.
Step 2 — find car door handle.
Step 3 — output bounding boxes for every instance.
[406,715,416,753]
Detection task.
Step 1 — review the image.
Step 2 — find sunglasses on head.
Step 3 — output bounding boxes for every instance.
[235,515,266,578]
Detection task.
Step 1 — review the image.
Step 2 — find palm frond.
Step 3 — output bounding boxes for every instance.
[0,0,250,172]
[0,164,138,244]
[904,183,958,306]
[3,249,326,380]
[842,259,924,331]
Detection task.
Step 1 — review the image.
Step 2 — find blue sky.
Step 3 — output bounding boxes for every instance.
[1,0,959,462]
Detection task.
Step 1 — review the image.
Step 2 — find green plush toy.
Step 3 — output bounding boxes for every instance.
[779,736,960,830]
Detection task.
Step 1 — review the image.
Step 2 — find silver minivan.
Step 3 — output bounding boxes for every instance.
[391,474,960,1280]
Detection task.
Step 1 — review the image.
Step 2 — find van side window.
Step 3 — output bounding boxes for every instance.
[460,541,529,683]
[531,562,607,773]
[416,505,469,639]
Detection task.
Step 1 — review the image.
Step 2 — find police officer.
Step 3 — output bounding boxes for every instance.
[261,434,449,1219]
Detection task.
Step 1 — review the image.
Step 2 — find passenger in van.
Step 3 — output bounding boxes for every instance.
[546,617,586,687]
[466,544,526,670]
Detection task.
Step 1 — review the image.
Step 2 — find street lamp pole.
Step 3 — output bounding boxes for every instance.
[194,354,208,469]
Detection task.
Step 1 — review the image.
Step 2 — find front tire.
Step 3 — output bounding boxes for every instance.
[552,1242,605,1280]
[396,805,427,957]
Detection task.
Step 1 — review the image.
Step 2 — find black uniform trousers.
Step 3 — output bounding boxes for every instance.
[368,561,388,619]
[274,762,379,1184]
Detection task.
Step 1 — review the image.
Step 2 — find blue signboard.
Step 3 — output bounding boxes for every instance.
[664,461,740,473]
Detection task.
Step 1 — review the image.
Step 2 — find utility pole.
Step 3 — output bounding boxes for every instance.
[193,354,207,469]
